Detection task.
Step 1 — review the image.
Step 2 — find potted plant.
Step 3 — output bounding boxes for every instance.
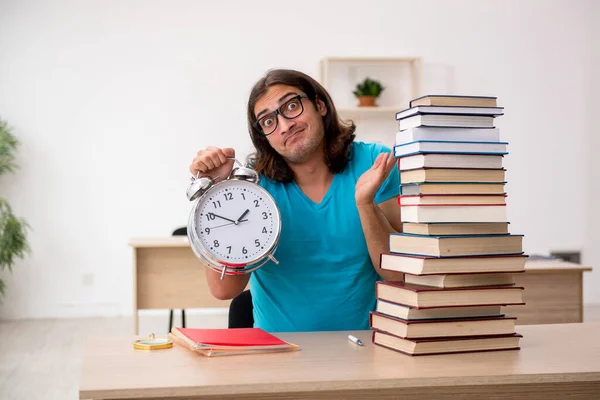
[0,118,30,299]
[353,77,385,107]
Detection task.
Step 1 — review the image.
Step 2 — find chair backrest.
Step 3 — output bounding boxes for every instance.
[172,227,187,236]
[228,290,254,328]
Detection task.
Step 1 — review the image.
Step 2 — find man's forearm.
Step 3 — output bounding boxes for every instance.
[205,267,250,300]
[356,202,405,281]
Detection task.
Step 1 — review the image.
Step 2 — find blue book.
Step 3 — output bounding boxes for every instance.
[395,140,508,158]
[395,105,504,121]
[399,182,506,196]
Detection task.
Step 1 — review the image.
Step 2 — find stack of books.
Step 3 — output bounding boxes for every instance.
[370,95,527,356]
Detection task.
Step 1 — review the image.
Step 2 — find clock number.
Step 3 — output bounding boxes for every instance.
[262,227,267,234]
[213,240,219,248]
[241,193,246,200]
[254,199,259,208]
[212,200,221,208]
[254,239,260,247]
[242,247,248,254]
[204,228,210,235]
[223,193,233,201]
[262,212,268,219]
[206,213,216,221]
[226,246,232,254]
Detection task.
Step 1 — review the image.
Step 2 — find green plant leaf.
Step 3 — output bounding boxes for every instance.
[0,198,30,274]
[0,120,19,176]
[0,118,30,299]
[352,77,385,98]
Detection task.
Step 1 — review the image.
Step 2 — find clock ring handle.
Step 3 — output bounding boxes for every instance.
[226,157,244,169]
[226,157,260,184]
[189,157,241,182]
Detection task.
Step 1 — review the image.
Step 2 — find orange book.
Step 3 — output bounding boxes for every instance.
[168,327,300,357]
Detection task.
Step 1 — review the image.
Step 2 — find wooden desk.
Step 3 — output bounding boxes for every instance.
[79,323,600,400]
[130,239,592,333]
[507,260,593,325]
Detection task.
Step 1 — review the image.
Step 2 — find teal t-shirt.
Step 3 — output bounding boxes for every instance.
[250,141,400,332]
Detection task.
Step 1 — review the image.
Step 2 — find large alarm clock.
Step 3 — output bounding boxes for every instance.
[186,158,281,279]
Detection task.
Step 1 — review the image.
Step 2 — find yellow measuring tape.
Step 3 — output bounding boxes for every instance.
[132,333,173,350]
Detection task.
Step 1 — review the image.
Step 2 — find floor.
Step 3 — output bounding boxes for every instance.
[1,305,600,400]
[0,309,229,400]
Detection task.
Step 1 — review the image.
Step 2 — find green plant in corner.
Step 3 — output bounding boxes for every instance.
[352,77,385,107]
[0,118,30,298]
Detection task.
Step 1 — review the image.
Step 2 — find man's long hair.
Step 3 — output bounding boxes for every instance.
[246,69,356,183]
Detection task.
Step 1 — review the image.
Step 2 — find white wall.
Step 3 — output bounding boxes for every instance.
[0,0,598,319]
[583,0,600,310]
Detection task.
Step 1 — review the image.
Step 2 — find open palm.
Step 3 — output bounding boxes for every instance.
[355,152,397,206]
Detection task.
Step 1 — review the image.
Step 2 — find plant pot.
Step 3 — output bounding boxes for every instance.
[358,96,377,107]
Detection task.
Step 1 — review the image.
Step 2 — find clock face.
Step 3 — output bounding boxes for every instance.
[193,179,280,265]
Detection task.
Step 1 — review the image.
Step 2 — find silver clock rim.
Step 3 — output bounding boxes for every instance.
[187,179,281,275]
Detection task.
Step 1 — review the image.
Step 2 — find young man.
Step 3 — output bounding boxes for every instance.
[189,69,403,332]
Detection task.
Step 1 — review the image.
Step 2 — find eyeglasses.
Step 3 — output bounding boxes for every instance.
[253,94,309,136]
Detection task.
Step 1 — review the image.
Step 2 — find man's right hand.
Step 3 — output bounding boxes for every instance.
[189,147,235,182]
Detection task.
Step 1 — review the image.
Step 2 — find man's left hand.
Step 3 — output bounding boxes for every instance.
[355,152,396,206]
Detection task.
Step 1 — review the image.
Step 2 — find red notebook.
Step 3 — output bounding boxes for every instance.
[169,327,300,357]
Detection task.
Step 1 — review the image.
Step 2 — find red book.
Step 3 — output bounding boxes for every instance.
[168,327,299,357]
[370,311,517,339]
[399,193,507,206]
[372,329,522,356]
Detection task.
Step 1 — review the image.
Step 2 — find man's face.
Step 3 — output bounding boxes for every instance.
[253,84,327,165]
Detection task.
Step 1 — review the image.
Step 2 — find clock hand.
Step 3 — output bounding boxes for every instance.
[210,220,248,230]
[207,212,236,224]
[236,209,250,224]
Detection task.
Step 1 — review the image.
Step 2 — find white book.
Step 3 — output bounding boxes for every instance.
[395,105,504,120]
[394,140,508,158]
[404,273,515,288]
[398,153,504,170]
[400,205,508,223]
[399,195,507,206]
[399,114,495,131]
[396,127,500,145]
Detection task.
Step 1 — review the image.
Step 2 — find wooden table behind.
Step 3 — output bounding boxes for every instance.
[130,238,593,333]
[505,260,592,324]
[79,323,600,400]
[130,238,241,334]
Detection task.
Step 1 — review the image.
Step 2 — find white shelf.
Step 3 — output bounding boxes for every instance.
[337,107,402,114]
[320,57,422,117]
[322,56,421,63]
[336,107,402,122]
